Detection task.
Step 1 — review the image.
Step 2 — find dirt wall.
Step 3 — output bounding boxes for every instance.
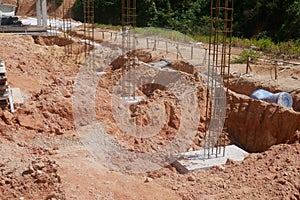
[228,78,300,112]
[226,90,300,152]
[170,60,197,76]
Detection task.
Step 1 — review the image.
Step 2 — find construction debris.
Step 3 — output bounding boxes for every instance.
[0,59,9,110]
[0,59,23,113]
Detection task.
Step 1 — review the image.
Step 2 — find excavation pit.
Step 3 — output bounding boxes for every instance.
[226,89,300,153]
[94,47,299,173]
[32,35,73,46]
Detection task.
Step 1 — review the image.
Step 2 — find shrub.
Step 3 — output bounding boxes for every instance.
[279,40,300,56]
[232,37,251,48]
[232,50,260,64]
[256,38,273,52]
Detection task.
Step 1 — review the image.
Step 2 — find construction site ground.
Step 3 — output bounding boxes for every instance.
[0,24,300,200]
[0,1,298,199]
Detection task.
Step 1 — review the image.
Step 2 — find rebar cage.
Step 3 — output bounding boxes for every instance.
[204,0,234,159]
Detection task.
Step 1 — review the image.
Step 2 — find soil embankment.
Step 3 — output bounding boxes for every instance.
[226,90,300,152]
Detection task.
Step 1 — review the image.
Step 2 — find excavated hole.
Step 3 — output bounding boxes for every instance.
[224,63,300,152]
[32,35,73,46]
[95,81,181,153]
[95,49,300,155]
[95,50,212,153]
[32,35,90,56]
[139,83,167,97]
[128,84,168,127]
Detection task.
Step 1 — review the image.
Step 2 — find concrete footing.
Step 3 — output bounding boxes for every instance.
[96,71,107,75]
[120,96,143,104]
[11,88,24,104]
[172,145,248,174]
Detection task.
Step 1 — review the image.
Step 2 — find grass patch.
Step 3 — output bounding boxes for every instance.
[89,24,300,58]
[135,27,194,43]
[94,23,122,31]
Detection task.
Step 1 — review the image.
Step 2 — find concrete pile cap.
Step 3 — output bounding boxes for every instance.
[172,145,248,174]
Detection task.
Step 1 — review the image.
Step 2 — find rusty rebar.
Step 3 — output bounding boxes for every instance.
[121,0,137,99]
[204,0,234,159]
[83,0,95,70]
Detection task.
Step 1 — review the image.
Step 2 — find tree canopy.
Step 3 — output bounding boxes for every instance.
[73,0,300,42]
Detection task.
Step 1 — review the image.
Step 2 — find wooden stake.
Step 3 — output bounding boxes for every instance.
[275,62,278,80]
[166,41,168,53]
[176,44,179,60]
[246,56,250,74]
[146,38,149,49]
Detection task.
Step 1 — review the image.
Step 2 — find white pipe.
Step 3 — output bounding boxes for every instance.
[36,0,41,26]
[41,0,47,27]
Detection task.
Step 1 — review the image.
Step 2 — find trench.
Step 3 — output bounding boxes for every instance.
[226,79,300,152]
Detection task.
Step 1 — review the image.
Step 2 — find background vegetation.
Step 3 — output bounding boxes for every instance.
[73,0,300,56]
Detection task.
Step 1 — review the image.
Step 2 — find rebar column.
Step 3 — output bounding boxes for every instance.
[83,0,95,70]
[121,0,137,99]
[204,0,234,159]
[63,0,72,57]
[49,0,58,45]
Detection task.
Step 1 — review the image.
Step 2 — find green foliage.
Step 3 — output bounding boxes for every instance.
[232,50,260,64]
[72,0,300,50]
[47,0,63,7]
[256,38,273,52]
[192,35,210,43]
[55,0,63,6]
[231,37,251,48]
[234,0,300,42]
[73,0,83,22]
[278,40,300,56]
[230,37,300,57]
[94,23,121,30]
[73,0,121,25]
[136,27,193,43]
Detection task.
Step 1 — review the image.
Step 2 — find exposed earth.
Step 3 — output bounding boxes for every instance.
[0,2,300,199]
